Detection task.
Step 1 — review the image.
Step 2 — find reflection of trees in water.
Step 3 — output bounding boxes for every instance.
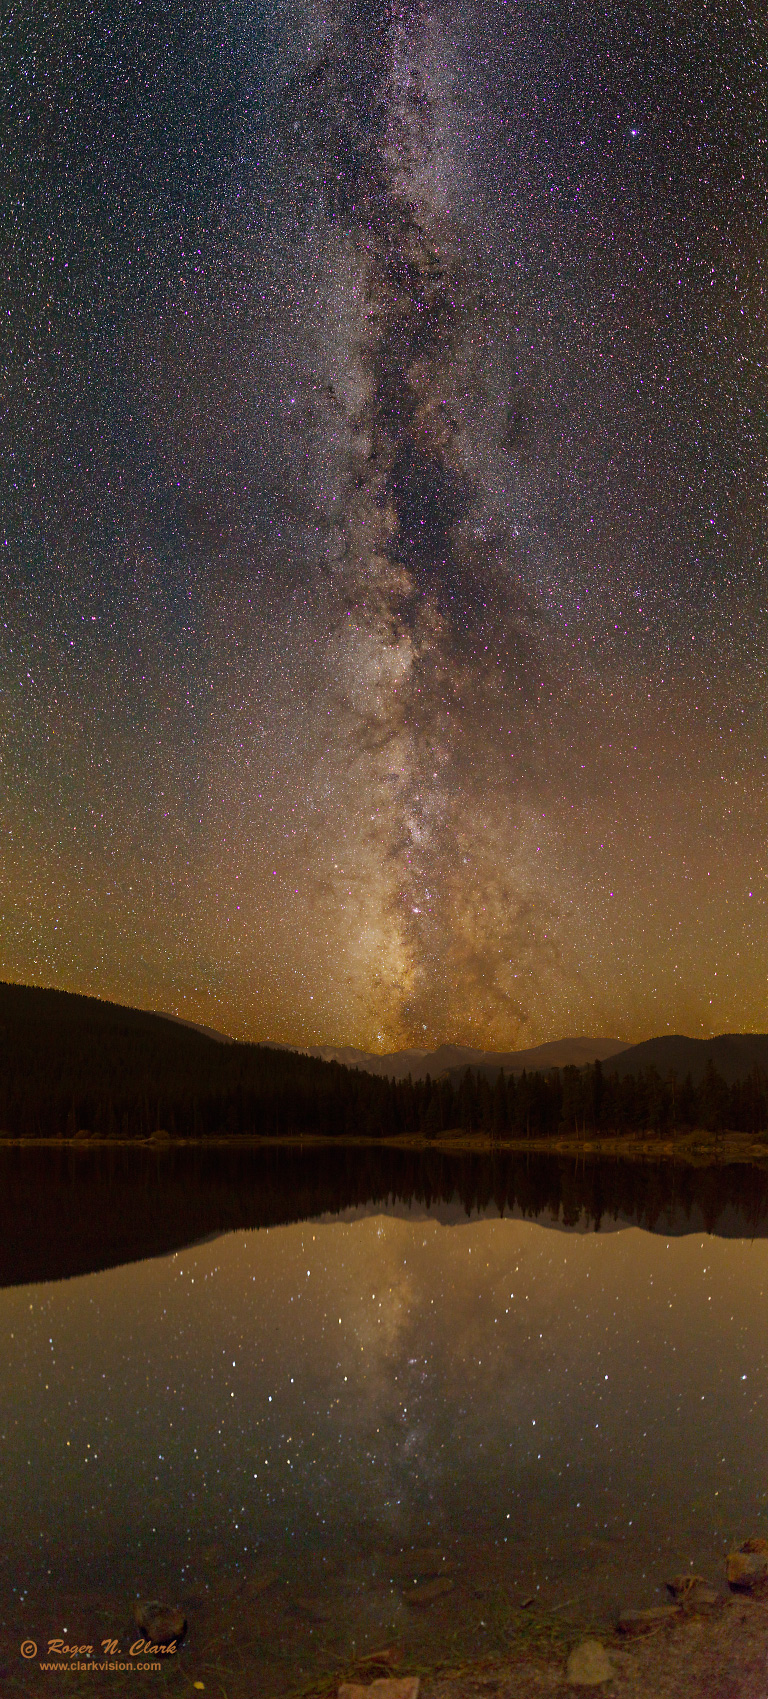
[1,1144,767,1286]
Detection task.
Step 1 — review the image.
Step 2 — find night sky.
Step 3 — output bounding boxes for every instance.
[3,0,767,1048]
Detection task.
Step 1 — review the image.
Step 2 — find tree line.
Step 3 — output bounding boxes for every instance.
[1,986,767,1140]
[444,1057,768,1138]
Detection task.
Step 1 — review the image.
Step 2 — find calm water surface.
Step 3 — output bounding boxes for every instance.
[1,1146,767,1693]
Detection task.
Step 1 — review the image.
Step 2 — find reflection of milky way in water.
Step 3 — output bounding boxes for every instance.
[1,1214,767,1687]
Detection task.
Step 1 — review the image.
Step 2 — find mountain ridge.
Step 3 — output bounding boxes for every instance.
[603,1032,768,1086]
[294,1036,631,1080]
[4,982,768,1088]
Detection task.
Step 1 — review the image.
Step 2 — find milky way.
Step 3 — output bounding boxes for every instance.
[285,0,570,1040]
[2,0,767,1045]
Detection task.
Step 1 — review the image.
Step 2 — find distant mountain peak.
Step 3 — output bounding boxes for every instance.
[291,1035,630,1081]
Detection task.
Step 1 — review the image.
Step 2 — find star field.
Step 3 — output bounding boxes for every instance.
[2,0,767,1047]
[2,1217,767,1604]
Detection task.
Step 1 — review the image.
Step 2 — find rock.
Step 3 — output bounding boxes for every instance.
[132,1601,187,1647]
[403,1577,453,1607]
[566,1640,615,1686]
[666,1575,720,1612]
[617,1606,680,1635]
[339,1682,419,1699]
[684,1583,720,1613]
[726,1537,768,1592]
[666,1574,707,1600]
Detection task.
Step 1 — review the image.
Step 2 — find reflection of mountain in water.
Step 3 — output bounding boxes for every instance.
[2,1144,767,1288]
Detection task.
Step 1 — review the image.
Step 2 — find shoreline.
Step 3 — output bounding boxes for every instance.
[1,1131,768,1165]
[410,1595,768,1699]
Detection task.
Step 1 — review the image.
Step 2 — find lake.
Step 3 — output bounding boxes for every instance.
[1,1144,767,1693]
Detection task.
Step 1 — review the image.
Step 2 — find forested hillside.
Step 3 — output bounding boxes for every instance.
[1,982,767,1140]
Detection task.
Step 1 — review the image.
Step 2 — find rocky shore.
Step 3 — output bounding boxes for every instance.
[418,1595,768,1698]
[6,1551,768,1699]
[338,1539,768,1698]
